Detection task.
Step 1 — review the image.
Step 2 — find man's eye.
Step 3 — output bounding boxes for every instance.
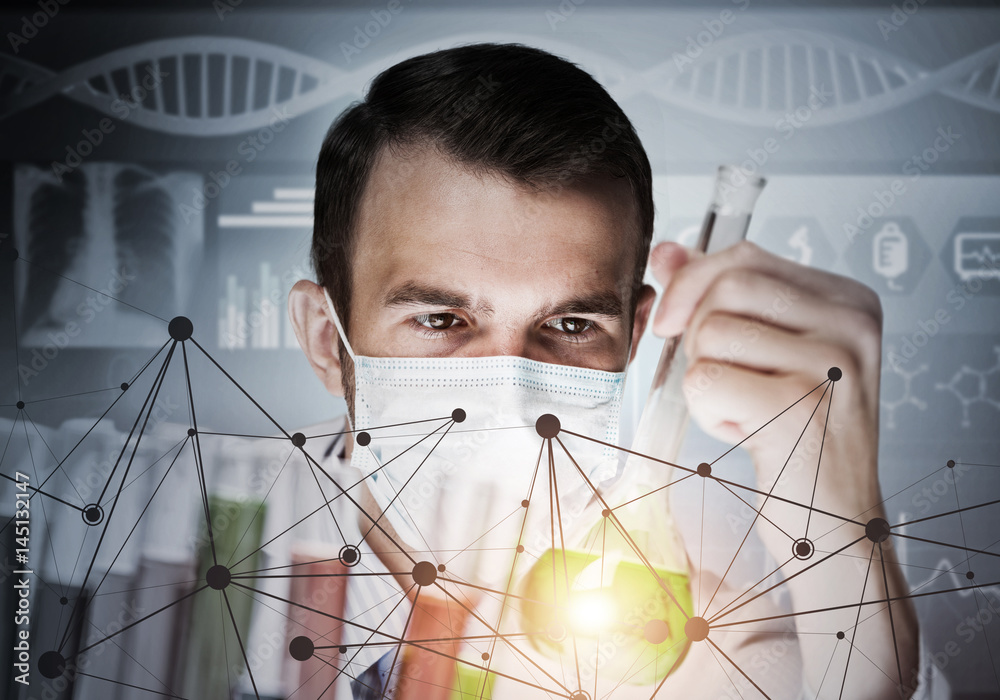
[415,313,460,330]
[548,317,593,335]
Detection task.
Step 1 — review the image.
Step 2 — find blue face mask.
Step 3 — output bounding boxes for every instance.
[323,288,629,586]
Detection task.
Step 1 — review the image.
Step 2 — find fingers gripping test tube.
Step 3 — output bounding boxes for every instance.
[629,165,767,471]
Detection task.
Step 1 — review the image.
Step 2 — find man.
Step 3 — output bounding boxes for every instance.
[289,43,935,699]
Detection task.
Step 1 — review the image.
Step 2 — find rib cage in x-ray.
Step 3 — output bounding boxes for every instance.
[22,169,88,329]
[113,167,177,317]
[14,163,203,345]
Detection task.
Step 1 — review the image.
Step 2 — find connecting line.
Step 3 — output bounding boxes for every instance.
[709,536,867,626]
[71,671,188,699]
[58,340,178,655]
[612,472,696,511]
[0,471,82,510]
[181,341,219,568]
[710,578,1000,630]
[300,445,346,545]
[428,579,574,695]
[69,584,210,660]
[560,428,866,529]
[21,385,122,404]
[315,579,418,699]
[221,588,260,700]
[709,556,796,623]
[877,542,905,694]
[359,419,457,546]
[805,380,835,540]
[86,439,191,622]
[711,377,829,467]
[22,406,86,502]
[889,532,1000,560]
[709,637,772,700]
[479,440,547,699]
[0,338,176,531]
[548,439,584,692]
[225,445,296,569]
[554,435,692,622]
[382,584,420,700]
[705,381,832,617]
[16,254,169,322]
[95,341,177,505]
[890,496,1000,529]
[839,542,877,700]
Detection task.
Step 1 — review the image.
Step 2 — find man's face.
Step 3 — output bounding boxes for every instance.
[344,144,648,389]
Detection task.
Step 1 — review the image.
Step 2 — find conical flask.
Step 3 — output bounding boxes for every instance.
[518,166,767,687]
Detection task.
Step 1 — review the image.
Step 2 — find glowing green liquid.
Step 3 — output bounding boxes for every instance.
[519,548,693,687]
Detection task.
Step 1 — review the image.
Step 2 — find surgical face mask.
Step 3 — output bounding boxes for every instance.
[322,288,629,587]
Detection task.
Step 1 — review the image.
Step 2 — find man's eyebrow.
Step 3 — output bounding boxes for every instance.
[382,282,494,315]
[540,290,624,319]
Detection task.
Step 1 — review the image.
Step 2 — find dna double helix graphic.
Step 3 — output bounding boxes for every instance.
[1,31,999,135]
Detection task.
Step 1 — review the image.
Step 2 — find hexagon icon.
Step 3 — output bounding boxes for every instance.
[941,217,1000,296]
[752,217,836,272]
[845,217,931,296]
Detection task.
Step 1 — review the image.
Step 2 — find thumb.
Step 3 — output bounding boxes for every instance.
[648,241,690,288]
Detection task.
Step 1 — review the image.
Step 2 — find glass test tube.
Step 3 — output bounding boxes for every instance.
[627,165,767,470]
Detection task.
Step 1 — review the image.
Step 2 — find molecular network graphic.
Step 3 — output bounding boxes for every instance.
[1,242,999,700]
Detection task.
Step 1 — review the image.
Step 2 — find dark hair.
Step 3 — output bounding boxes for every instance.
[312,41,654,340]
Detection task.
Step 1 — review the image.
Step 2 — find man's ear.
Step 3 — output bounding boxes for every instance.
[288,279,344,398]
[628,283,657,364]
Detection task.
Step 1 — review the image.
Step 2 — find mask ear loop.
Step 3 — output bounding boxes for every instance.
[322,287,359,435]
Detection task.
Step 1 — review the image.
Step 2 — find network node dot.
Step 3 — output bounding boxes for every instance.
[601,509,611,518]
[120,382,129,391]
[339,645,348,654]
[452,408,466,423]
[291,432,306,447]
[684,616,709,642]
[865,517,891,543]
[546,622,567,642]
[339,545,361,567]
[521,499,529,508]
[187,428,196,437]
[82,504,104,526]
[356,432,371,447]
[828,367,842,382]
[206,564,231,590]
[2,247,18,262]
[836,631,846,640]
[697,462,712,477]
[412,561,438,587]
[792,538,815,560]
[16,400,24,410]
[38,650,66,679]
[516,545,525,553]
[289,636,314,661]
[437,563,446,572]
[966,571,975,580]
[59,597,68,605]
[644,619,669,645]
[168,316,194,341]
[947,460,956,469]
[535,414,560,438]
[569,691,591,700]
[481,652,490,661]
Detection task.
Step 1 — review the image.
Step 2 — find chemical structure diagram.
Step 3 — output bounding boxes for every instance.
[879,351,929,430]
[935,346,1000,429]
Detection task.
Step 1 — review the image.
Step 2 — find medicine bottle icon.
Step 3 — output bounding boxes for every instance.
[873,222,908,291]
